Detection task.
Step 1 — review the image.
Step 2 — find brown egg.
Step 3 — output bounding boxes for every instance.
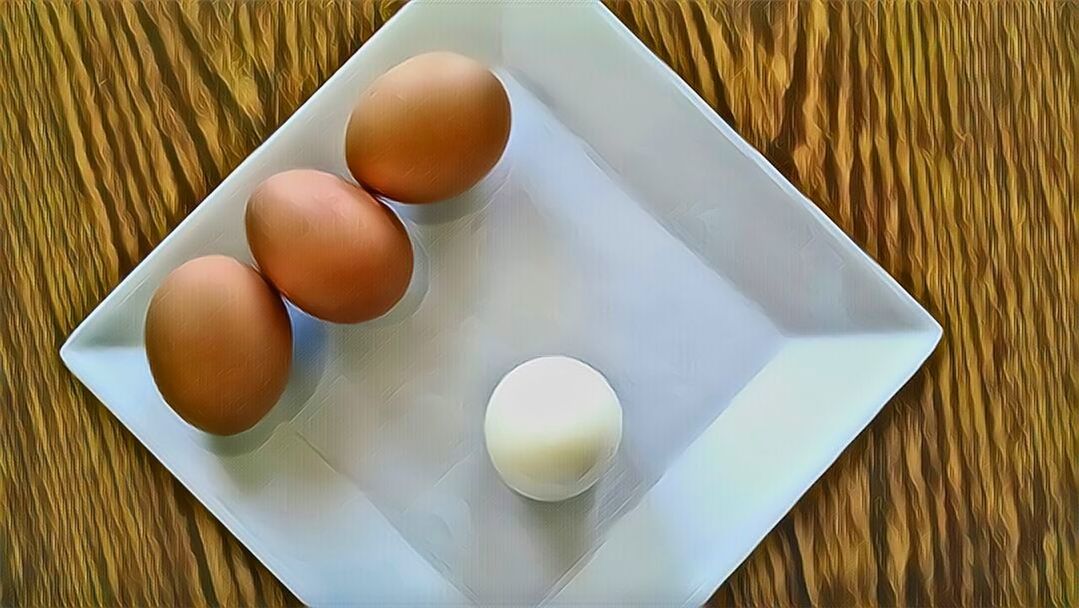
[145,255,292,436]
[345,51,512,204]
[245,169,414,323]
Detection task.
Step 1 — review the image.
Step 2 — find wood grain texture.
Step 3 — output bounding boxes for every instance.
[0,1,1075,606]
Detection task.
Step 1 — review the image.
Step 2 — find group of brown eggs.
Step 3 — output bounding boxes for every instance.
[144,52,512,436]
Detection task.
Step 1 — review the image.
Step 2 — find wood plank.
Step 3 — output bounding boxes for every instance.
[1,1,1074,605]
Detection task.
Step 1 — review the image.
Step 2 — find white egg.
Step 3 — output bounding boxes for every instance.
[484,356,623,502]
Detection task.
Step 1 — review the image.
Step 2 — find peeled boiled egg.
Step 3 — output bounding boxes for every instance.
[345,51,512,204]
[145,255,292,435]
[245,169,414,323]
[485,356,623,502]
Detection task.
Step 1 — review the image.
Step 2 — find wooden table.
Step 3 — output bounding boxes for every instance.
[2,1,1075,605]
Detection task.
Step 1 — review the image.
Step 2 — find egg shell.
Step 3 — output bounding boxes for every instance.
[145,255,292,436]
[345,51,512,204]
[485,356,623,502]
[245,169,414,324]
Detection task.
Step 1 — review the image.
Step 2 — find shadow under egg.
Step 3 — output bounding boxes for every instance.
[385,152,513,226]
[520,483,596,565]
[197,302,330,457]
[355,237,430,330]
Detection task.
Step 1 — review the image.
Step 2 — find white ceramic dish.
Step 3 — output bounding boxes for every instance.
[61,1,941,605]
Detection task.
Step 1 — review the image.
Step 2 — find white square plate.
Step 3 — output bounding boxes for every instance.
[62,1,941,605]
